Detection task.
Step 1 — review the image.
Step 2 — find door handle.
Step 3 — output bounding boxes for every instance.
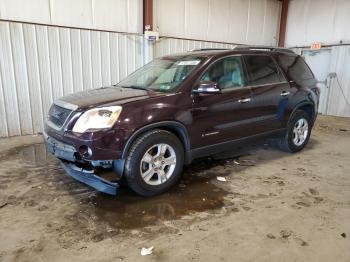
[280,91,290,96]
[238,98,251,103]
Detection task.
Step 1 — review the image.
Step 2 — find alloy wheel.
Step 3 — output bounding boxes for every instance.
[292,118,309,146]
[140,143,177,186]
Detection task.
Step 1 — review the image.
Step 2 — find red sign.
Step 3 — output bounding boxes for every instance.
[311,42,322,50]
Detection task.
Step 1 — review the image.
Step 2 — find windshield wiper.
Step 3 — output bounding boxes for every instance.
[121,85,148,91]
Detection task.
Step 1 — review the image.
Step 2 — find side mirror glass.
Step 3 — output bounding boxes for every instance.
[193,81,221,94]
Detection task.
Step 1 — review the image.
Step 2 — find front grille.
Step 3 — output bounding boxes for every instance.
[48,104,72,128]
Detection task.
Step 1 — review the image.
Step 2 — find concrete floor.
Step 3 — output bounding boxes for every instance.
[0,115,350,262]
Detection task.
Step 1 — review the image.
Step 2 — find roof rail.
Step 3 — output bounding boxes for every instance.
[189,45,294,54]
[234,45,295,54]
[189,48,233,52]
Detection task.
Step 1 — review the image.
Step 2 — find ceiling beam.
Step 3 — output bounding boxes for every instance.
[278,0,290,47]
[143,0,153,31]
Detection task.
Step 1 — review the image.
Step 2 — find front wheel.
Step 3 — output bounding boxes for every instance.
[124,129,184,196]
[279,110,312,153]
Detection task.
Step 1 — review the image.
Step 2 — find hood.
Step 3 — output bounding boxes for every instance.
[56,86,163,110]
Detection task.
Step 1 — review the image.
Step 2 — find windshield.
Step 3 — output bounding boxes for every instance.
[118,57,205,92]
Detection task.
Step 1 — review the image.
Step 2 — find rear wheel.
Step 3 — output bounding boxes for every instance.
[279,110,312,153]
[124,129,184,196]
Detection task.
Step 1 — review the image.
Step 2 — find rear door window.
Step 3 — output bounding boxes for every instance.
[244,55,285,86]
[201,56,246,90]
[278,54,314,83]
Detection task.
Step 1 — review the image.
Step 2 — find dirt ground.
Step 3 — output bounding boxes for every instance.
[0,115,350,262]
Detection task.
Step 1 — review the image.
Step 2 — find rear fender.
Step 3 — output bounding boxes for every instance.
[284,101,316,127]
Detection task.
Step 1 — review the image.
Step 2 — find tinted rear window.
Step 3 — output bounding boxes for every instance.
[244,55,284,85]
[278,54,314,83]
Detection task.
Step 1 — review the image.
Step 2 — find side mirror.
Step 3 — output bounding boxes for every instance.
[193,81,221,94]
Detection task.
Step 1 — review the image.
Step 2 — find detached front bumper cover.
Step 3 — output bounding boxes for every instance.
[60,161,119,195]
[44,131,120,195]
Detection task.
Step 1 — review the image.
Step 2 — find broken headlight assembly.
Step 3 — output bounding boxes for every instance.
[72,106,122,133]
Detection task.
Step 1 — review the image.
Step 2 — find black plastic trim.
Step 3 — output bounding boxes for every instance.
[288,101,316,125]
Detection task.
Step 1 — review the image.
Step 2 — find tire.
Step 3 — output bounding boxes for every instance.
[124,129,184,197]
[279,110,312,153]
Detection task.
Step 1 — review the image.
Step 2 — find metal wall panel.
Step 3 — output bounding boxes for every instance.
[0,55,8,137]
[327,46,350,117]
[0,22,21,136]
[36,25,54,124]
[0,21,144,137]
[0,0,143,34]
[80,30,94,91]
[9,23,33,135]
[0,0,51,24]
[285,0,350,47]
[70,29,84,93]
[154,0,281,45]
[23,24,44,133]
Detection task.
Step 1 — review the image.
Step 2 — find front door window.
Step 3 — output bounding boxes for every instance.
[201,56,246,90]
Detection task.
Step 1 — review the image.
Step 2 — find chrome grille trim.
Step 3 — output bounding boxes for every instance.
[47,100,78,130]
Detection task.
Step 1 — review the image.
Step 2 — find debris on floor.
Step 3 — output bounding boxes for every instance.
[216,176,227,182]
[341,233,347,238]
[0,202,8,209]
[266,233,276,239]
[294,237,309,246]
[233,160,240,165]
[309,188,319,195]
[140,246,154,256]
[280,230,293,239]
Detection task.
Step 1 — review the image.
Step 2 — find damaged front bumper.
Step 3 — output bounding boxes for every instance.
[44,132,120,195]
[60,161,118,195]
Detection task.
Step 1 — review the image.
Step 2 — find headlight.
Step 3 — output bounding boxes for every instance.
[72,106,122,133]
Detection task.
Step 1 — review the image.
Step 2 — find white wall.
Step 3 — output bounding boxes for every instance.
[326,46,350,117]
[0,21,144,137]
[285,0,350,47]
[154,0,281,45]
[0,0,143,33]
[0,0,144,137]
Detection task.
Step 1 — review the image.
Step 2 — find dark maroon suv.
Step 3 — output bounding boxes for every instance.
[44,46,320,196]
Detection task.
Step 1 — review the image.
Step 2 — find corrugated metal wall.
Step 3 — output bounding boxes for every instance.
[0,21,144,137]
[155,37,236,57]
[285,0,350,47]
[0,0,143,34]
[154,0,281,46]
[326,46,350,117]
